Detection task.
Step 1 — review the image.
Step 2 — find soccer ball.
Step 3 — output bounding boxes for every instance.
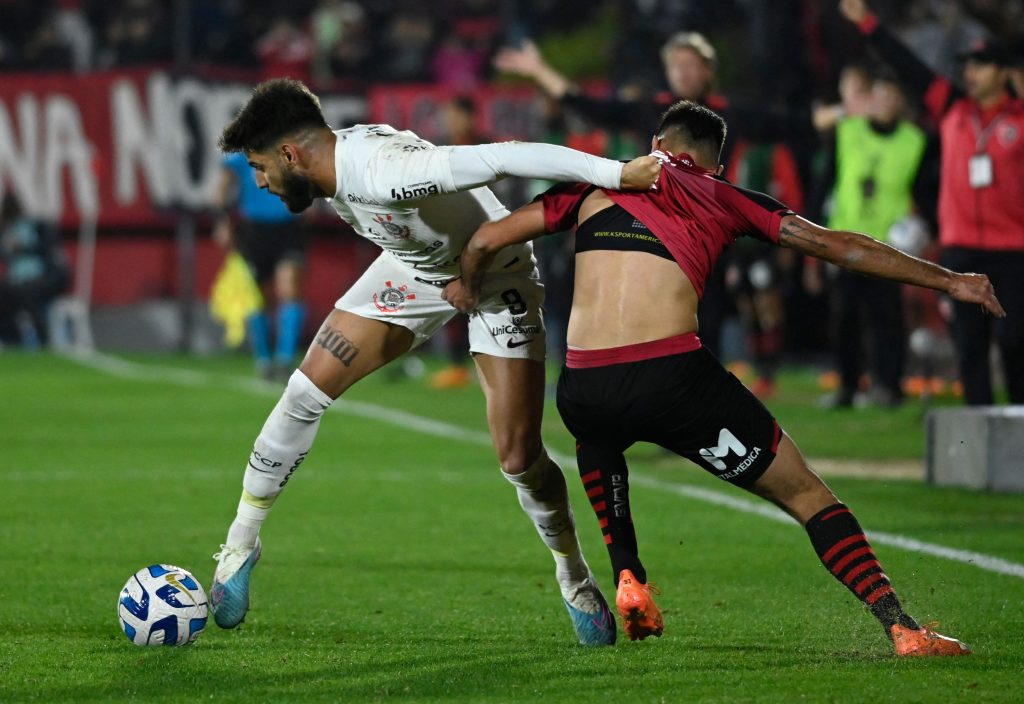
[118,564,209,647]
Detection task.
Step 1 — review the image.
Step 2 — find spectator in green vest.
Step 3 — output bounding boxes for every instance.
[821,69,930,408]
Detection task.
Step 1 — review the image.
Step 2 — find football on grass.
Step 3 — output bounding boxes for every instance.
[118,564,208,646]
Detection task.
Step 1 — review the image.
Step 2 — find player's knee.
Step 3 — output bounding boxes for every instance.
[498,448,531,475]
[281,369,333,423]
[497,438,543,476]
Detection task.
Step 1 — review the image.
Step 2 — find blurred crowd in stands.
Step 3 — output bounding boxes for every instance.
[1,0,1021,406]
[1,1,1018,89]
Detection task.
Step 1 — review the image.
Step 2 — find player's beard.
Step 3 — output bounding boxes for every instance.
[277,169,320,213]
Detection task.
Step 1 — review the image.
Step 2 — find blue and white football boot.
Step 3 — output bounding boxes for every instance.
[210,538,261,629]
[561,571,617,646]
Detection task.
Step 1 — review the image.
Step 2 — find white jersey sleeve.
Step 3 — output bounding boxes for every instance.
[446,142,624,191]
[361,132,624,205]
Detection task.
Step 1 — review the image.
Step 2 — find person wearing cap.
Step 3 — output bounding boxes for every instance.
[840,0,1024,406]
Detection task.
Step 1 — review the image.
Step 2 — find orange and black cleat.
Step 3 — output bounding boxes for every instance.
[891,623,972,657]
[615,569,664,641]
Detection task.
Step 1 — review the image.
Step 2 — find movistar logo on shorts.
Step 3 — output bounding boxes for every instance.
[391,182,439,200]
[700,428,761,478]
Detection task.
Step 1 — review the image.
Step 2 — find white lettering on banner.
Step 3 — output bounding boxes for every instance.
[111,75,173,206]
[43,95,98,219]
[171,77,224,209]
[0,96,41,214]
[0,93,96,219]
[1,72,364,221]
[112,74,251,210]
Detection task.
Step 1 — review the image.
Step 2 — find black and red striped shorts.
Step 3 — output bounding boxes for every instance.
[556,333,781,487]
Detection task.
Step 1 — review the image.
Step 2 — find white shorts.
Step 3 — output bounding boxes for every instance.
[336,251,547,361]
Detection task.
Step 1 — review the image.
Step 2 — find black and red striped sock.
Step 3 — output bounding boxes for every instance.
[805,503,918,634]
[576,442,646,585]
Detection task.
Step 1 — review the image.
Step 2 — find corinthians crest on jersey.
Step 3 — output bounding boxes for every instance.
[371,213,412,240]
[372,280,416,312]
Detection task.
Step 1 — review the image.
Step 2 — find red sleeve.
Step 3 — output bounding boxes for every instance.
[719,181,792,244]
[535,182,595,233]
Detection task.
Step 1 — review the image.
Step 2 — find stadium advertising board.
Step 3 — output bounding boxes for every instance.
[0,70,365,227]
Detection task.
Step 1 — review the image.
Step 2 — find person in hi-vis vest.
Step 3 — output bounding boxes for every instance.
[823,70,928,408]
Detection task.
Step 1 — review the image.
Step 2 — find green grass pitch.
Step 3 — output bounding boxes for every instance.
[2,351,1022,702]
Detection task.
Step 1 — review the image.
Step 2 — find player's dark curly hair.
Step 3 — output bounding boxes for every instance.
[656,100,727,161]
[219,78,329,153]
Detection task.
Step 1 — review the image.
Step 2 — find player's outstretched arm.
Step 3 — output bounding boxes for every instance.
[778,214,1005,316]
[447,142,660,192]
[442,202,547,314]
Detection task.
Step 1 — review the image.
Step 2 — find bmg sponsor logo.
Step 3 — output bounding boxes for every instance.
[391,182,439,200]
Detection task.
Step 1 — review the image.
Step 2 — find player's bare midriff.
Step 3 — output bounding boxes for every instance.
[567,189,700,350]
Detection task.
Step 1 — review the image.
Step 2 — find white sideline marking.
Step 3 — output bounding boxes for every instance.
[65,351,1024,581]
[628,474,1024,580]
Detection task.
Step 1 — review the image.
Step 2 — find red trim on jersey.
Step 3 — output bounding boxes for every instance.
[586,485,605,498]
[565,332,702,369]
[598,517,609,529]
[580,470,601,485]
[592,500,607,513]
[604,533,613,544]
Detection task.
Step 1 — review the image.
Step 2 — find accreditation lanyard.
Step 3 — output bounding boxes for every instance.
[968,108,1008,189]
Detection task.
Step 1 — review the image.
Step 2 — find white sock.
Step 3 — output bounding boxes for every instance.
[503,448,590,587]
[225,370,332,549]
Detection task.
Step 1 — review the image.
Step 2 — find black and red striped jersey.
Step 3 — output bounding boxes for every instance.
[537,151,793,297]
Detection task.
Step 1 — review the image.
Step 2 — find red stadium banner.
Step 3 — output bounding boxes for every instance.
[0,69,366,227]
[0,70,548,227]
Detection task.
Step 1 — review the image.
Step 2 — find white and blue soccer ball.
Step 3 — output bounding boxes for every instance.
[118,564,208,647]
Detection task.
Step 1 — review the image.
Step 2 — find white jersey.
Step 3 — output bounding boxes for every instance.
[325,124,625,283]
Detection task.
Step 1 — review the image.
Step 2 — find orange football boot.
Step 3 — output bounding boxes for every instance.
[891,623,971,657]
[615,569,663,641]
[429,365,471,389]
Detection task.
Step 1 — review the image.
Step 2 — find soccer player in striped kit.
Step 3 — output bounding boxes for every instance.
[447,101,1002,655]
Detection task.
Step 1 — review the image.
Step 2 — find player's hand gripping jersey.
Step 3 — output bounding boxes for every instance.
[327,124,625,283]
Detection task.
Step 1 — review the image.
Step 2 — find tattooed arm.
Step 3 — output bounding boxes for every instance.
[778,214,1005,316]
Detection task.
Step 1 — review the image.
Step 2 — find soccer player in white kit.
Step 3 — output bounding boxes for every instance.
[209,79,662,646]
